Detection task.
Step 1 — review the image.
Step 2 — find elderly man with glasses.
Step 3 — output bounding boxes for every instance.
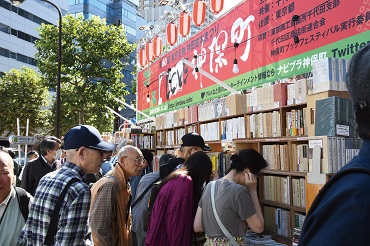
[90,145,145,246]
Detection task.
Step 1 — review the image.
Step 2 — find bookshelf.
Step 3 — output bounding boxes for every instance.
[155,92,310,240]
[152,59,359,241]
[113,130,155,151]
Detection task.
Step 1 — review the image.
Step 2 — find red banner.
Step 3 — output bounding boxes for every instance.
[138,0,370,112]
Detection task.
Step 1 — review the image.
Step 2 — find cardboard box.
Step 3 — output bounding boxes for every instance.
[225,94,247,115]
[307,91,349,136]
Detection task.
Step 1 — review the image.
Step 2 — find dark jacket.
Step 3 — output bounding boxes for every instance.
[299,139,370,245]
[159,157,185,179]
[20,156,56,196]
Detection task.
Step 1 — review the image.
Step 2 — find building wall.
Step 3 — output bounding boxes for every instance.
[0,0,68,76]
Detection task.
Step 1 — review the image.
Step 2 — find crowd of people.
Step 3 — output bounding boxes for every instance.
[1,43,370,245]
[0,126,267,246]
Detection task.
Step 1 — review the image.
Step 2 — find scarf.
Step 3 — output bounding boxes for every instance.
[91,163,132,246]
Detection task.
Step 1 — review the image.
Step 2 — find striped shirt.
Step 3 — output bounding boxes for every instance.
[17,162,91,246]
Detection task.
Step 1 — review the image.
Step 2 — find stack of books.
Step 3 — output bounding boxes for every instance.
[244,232,286,245]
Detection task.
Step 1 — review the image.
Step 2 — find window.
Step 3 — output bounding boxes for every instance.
[0,23,9,34]
[122,24,136,36]
[0,0,11,11]
[11,28,17,36]
[9,51,17,59]
[0,47,9,58]
[0,2,51,26]
[17,53,28,63]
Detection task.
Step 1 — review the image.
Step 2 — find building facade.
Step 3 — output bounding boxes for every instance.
[0,0,68,77]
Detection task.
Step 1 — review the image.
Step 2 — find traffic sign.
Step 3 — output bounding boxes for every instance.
[9,135,36,145]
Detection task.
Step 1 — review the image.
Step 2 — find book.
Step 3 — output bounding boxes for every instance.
[315,96,354,137]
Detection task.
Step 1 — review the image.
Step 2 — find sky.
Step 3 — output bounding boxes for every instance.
[217,0,243,16]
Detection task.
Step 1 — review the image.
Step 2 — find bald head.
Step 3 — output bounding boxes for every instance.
[117,145,142,160]
[116,145,144,180]
[0,150,14,169]
[0,150,15,202]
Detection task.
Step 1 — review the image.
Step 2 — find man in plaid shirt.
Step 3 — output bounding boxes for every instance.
[18,125,115,245]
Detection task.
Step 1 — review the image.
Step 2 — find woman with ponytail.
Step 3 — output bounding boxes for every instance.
[193,149,268,245]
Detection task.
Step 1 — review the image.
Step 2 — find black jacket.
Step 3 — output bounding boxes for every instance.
[159,157,185,179]
[20,156,56,196]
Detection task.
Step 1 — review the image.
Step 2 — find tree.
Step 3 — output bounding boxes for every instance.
[35,15,136,135]
[0,67,50,136]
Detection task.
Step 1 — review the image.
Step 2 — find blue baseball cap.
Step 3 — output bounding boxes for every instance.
[64,125,115,151]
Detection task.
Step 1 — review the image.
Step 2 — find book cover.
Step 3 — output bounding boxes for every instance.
[315,96,353,137]
[300,178,306,208]
[295,79,307,104]
[273,82,290,108]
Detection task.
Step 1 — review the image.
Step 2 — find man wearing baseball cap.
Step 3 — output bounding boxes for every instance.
[18,125,115,245]
[299,43,370,245]
[159,132,211,179]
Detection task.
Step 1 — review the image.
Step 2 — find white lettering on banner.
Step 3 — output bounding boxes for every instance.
[167,60,185,99]
[276,51,328,75]
[231,15,255,62]
[161,58,167,67]
[154,15,256,109]
[158,71,167,105]
[209,30,228,73]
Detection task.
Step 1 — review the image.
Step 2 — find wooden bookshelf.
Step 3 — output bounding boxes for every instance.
[153,83,355,241]
[154,97,310,239]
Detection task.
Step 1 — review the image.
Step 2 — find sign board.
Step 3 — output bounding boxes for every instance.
[137,0,370,117]
[9,135,36,145]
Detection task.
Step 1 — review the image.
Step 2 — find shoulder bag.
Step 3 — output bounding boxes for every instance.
[210,181,240,246]
[43,178,79,246]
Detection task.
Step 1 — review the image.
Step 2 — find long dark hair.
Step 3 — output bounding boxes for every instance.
[184,152,212,211]
[159,151,212,216]
[228,148,268,175]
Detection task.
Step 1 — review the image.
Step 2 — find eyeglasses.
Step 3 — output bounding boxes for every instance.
[124,156,144,164]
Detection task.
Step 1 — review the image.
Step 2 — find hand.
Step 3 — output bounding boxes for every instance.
[211,170,219,181]
[244,172,257,192]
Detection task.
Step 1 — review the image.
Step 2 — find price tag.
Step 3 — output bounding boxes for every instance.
[336,124,349,136]
[309,139,323,148]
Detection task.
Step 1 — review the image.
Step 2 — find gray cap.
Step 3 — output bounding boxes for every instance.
[346,43,370,109]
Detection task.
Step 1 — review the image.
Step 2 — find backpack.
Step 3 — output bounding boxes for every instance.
[15,187,30,221]
[142,180,161,232]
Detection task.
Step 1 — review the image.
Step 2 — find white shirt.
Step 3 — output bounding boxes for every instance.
[0,187,14,218]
